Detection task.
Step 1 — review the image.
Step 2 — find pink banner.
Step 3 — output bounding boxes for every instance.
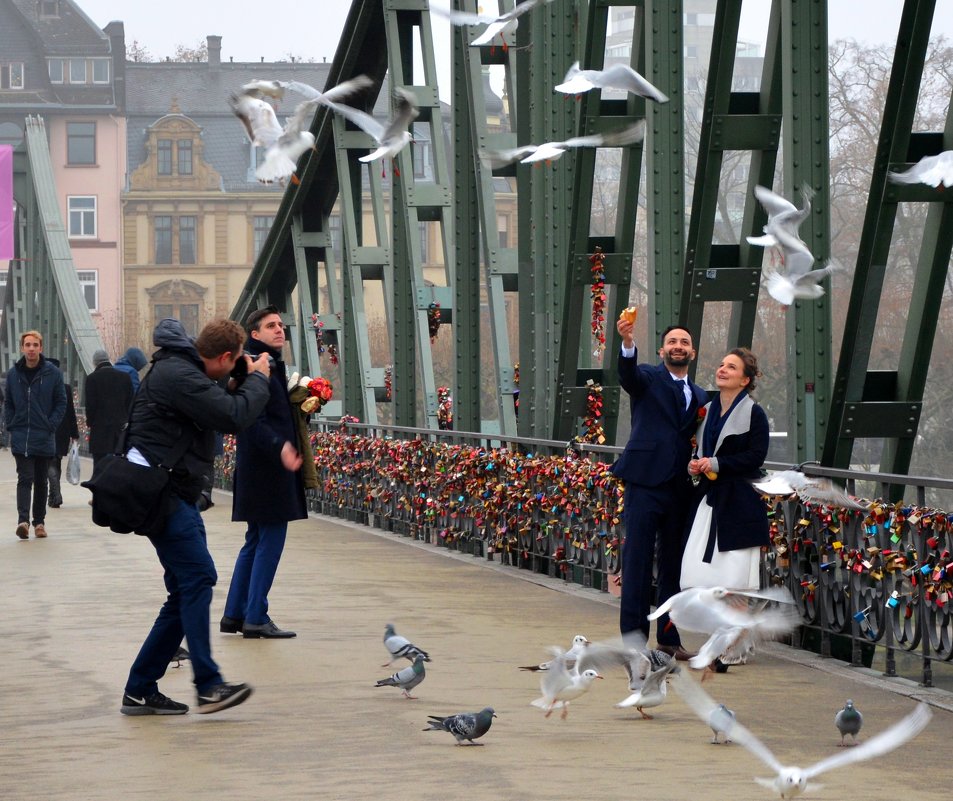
[0,145,12,260]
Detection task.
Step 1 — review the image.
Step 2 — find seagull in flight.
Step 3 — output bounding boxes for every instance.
[323,87,420,177]
[675,673,932,799]
[555,62,668,103]
[887,150,953,188]
[480,121,645,168]
[754,469,869,511]
[229,76,372,184]
[431,0,557,51]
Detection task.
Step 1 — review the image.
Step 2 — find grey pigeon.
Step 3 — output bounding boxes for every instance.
[375,654,426,699]
[382,623,431,667]
[710,703,736,744]
[423,707,497,745]
[169,645,190,669]
[835,699,863,746]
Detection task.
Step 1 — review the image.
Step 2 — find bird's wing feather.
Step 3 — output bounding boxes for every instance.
[480,146,538,168]
[753,184,798,215]
[323,100,386,141]
[804,703,932,779]
[600,64,668,102]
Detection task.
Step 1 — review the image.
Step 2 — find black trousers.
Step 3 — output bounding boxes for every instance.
[48,457,63,506]
[14,454,50,526]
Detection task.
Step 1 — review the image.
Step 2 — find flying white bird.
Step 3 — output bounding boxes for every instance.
[649,586,798,670]
[530,649,602,719]
[754,469,869,511]
[555,62,668,103]
[675,673,932,799]
[518,634,590,672]
[887,150,953,188]
[747,184,813,255]
[322,87,420,177]
[480,121,645,168]
[229,76,372,184]
[573,631,675,693]
[430,0,556,50]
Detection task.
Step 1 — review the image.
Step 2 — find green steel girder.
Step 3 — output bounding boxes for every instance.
[824,0,951,492]
[2,117,105,390]
[781,0,833,464]
[553,0,646,443]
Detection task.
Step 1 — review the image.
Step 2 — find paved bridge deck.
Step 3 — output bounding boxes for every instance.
[1,453,950,801]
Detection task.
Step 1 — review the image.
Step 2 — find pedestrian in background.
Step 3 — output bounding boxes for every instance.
[46,357,79,509]
[114,346,148,393]
[84,350,134,468]
[5,331,66,540]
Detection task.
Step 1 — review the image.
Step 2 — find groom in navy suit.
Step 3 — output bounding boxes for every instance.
[611,320,707,660]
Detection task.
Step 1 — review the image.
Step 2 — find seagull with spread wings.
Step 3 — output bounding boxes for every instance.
[480,121,645,168]
[430,0,556,51]
[888,150,953,188]
[555,62,668,103]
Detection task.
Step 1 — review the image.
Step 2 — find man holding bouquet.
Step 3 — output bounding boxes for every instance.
[221,306,306,639]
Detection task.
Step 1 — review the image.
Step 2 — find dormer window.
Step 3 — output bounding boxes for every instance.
[39,1,60,18]
[1,63,24,90]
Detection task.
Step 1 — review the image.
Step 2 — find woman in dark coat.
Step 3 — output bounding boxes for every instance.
[682,348,769,592]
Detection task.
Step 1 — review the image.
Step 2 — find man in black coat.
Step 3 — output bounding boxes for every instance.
[45,358,79,508]
[84,350,134,468]
[221,306,306,640]
[611,318,708,661]
[121,318,272,717]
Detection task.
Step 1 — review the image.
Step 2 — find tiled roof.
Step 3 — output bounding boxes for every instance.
[9,0,109,55]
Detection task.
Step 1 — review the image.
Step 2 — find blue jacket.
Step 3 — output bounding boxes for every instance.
[114,347,147,393]
[610,346,708,487]
[231,336,307,523]
[4,355,67,458]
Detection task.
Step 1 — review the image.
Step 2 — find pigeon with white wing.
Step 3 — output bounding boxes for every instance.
[887,150,953,188]
[649,586,799,670]
[322,86,419,177]
[374,654,426,699]
[381,623,431,667]
[530,649,602,719]
[430,0,556,50]
[423,707,497,745]
[555,62,668,103]
[754,469,869,511]
[674,672,932,799]
[480,121,645,168]
[229,76,372,185]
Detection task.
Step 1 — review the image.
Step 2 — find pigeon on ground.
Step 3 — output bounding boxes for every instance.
[835,699,863,746]
[169,645,190,668]
[423,707,497,745]
[480,121,645,168]
[530,650,602,719]
[322,87,419,177]
[382,623,431,667]
[375,654,426,699]
[887,150,953,188]
[709,703,736,744]
[229,76,372,184]
[754,469,869,511]
[649,586,798,670]
[614,660,679,719]
[430,0,556,50]
[555,62,668,103]
[675,672,932,799]
[518,634,590,672]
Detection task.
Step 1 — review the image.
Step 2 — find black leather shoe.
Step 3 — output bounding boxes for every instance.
[243,620,296,639]
[656,644,697,662]
[220,616,243,634]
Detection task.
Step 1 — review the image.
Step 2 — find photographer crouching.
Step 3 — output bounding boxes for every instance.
[120,318,271,716]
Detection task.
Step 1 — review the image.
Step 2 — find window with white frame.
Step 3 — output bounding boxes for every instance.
[77,270,98,311]
[69,59,86,84]
[92,59,109,84]
[1,63,25,90]
[67,196,96,238]
[48,58,64,83]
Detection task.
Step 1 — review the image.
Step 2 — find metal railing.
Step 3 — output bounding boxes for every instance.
[213,421,952,688]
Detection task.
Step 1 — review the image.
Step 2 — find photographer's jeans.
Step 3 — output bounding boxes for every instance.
[125,497,224,696]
